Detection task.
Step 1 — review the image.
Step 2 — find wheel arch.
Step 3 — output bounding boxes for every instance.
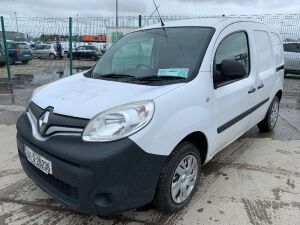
[275,89,282,102]
[179,131,208,164]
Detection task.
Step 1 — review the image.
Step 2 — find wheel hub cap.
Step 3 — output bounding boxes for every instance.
[171,155,198,204]
[270,101,279,128]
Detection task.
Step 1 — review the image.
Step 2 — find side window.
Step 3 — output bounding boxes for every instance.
[283,44,290,52]
[253,31,273,73]
[214,32,250,86]
[7,43,14,49]
[284,43,300,53]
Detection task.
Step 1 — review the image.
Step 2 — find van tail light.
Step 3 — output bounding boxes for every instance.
[16,49,21,54]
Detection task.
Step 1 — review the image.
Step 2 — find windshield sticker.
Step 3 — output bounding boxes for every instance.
[158,68,189,78]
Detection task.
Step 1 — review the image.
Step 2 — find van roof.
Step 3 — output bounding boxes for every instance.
[141,17,268,30]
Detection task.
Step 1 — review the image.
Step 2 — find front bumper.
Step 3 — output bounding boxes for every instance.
[16,112,166,215]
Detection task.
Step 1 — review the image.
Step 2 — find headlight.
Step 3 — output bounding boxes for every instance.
[82,101,154,142]
[26,85,46,109]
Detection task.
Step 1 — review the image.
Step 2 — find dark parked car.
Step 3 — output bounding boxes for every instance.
[7,42,33,64]
[68,46,101,61]
[0,46,5,66]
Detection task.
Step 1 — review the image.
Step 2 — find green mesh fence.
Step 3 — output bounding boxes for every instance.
[0,14,299,97]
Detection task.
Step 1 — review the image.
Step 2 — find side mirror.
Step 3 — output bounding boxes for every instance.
[220,59,247,79]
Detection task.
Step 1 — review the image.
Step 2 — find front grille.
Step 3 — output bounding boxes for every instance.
[24,153,79,202]
[28,102,89,131]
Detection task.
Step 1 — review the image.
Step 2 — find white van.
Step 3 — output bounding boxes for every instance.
[16,18,284,215]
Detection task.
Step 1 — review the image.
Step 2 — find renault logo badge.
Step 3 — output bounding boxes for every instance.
[38,111,50,134]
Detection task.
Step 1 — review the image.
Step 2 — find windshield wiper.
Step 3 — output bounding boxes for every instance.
[95,73,135,79]
[135,75,186,81]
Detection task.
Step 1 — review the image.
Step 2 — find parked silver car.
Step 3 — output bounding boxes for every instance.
[283,42,300,75]
[32,44,63,59]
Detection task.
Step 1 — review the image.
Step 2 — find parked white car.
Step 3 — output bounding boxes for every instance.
[17,18,284,215]
[32,43,64,59]
[283,42,300,75]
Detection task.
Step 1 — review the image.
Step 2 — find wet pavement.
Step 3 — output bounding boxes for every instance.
[0,58,95,86]
[0,75,299,224]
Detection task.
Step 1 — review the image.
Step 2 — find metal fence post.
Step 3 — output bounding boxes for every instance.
[69,17,73,75]
[0,16,11,83]
[139,15,142,27]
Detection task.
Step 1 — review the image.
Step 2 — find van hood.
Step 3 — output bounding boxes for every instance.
[31,73,184,119]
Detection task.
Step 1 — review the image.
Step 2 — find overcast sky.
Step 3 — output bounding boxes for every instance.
[0,0,300,17]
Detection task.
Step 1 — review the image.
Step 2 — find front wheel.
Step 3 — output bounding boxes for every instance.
[21,60,28,64]
[258,96,279,132]
[153,142,201,213]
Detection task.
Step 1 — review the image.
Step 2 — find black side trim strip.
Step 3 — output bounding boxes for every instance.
[276,65,284,72]
[217,98,270,133]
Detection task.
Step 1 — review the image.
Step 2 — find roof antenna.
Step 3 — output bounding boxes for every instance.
[153,0,165,27]
[142,5,160,28]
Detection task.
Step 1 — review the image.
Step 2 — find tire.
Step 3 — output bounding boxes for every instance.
[49,53,56,60]
[257,96,279,132]
[153,142,201,213]
[21,60,28,64]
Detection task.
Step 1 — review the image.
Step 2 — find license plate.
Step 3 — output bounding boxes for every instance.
[24,146,52,175]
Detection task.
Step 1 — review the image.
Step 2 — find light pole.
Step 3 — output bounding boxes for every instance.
[14,12,18,32]
[116,0,118,28]
[76,14,79,45]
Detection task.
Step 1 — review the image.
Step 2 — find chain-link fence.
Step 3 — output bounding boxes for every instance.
[0,14,299,97]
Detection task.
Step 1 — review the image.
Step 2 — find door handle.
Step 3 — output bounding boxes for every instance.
[248,87,256,94]
[257,83,264,89]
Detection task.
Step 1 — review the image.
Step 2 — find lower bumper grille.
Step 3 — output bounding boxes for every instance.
[25,154,79,201]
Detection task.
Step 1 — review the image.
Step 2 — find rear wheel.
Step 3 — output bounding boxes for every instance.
[153,142,201,213]
[21,60,28,64]
[49,53,56,60]
[258,96,279,132]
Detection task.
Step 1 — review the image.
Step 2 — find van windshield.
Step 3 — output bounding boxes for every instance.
[91,27,214,83]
